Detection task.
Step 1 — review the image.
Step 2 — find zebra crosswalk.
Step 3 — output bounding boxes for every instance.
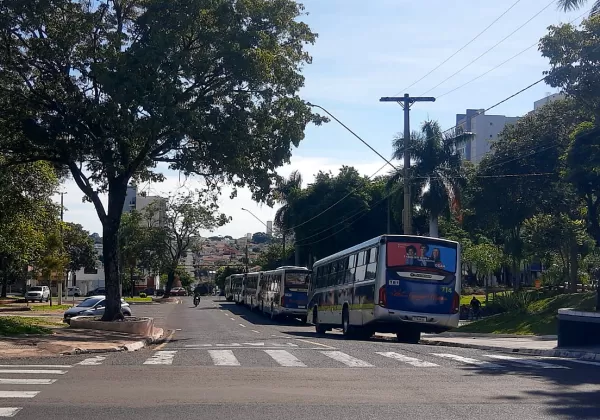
[0,363,73,418]
[84,349,600,370]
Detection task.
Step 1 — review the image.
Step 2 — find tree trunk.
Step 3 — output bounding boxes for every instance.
[1,276,7,298]
[101,218,122,320]
[163,269,176,298]
[429,215,439,238]
[130,266,135,298]
[569,243,579,293]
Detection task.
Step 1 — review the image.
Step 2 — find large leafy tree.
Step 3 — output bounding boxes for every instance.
[390,120,466,237]
[63,222,97,274]
[0,0,325,320]
[0,161,59,297]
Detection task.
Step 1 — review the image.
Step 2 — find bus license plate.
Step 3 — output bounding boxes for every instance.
[412,316,426,322]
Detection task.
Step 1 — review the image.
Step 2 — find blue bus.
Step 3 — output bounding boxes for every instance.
[258,266,311,322]
[307,235,461,343]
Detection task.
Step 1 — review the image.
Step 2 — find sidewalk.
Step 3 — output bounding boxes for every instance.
[0,327,166,358]
[418,332,600,361]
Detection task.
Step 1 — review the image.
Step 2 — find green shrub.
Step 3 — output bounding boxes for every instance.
[139,292,147,298]
[490,291,538,314]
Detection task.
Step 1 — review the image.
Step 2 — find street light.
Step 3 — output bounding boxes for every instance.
[241,208,269,230]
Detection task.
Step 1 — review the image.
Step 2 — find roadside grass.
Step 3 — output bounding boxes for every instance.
[124,297,153,302]
[457,292,596,335]
[0,316,64,336]
[30,304,73,311]
[460,290,511,307]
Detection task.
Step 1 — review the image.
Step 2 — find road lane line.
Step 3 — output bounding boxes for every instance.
[295,339,336,349]
[0,391,39,398]
[0,370,66,375]
[0,408,21,417]
[216,343,240,347]
[320,351,373,367]
[0,379,56,385]
[143,351,177,365]
[208,350,240,366]
[77,356,106,366]
[485,354,569,369]
[376,352,439,367]
[251,330,260,334]
[431,353,502,369]
[0,365,71,368]
[239,324,247,328]
[264,350,306,367]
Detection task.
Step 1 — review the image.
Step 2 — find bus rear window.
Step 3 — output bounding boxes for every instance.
[386,242,457,273]
[285,273,308,291]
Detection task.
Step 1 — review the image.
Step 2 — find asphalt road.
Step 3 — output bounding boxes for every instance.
[1,296,599,419]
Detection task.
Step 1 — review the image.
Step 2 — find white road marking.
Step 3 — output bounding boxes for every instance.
[185,344,212,347]
[208,350,240,366]
[264,350,307,367]
[538,357,600,367]
[321,351,373,367]
[143,351,177,365]
[0,365,71,368]
[241,342,265,346]
[431,353,502,368]
[0,379,56,385]
[0,370,66,375]
[239,324,247,328]
[485,354,569,369]
[295,339,336,349]
[216,343,240,347]
[77,356,106,366]
[251,330,261,334]
[229,318,235,321]
[377,352,439,367]
[0,408,21,417]
[0,391,39,398]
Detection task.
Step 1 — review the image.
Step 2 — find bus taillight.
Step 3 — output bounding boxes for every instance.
[451,292,460,314]
[378,286,387,308]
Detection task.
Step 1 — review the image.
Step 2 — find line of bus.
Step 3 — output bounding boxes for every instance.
[307,234,461,343]
[224,266,311,322]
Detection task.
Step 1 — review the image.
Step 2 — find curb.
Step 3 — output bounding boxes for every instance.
[421,338,600,361]
[60,328,169,356]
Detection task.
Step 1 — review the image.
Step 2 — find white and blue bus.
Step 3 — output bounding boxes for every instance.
[227,274,244,304]
[307,235,461,343]
[242,272,261,309]
[258,266,311,322]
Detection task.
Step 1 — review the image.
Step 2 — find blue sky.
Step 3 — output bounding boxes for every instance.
[57,0,584,238]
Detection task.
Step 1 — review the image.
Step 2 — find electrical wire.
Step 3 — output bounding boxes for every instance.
[418,0,556,96]
[393,0,523,95]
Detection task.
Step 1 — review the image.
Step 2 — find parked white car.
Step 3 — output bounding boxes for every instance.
[25,286,50,303]
[67,287,82,297]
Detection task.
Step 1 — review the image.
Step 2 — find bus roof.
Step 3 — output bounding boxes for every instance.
[312,235,459,268]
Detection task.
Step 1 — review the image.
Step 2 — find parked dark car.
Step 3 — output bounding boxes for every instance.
[86,287,106,297]
[156,289,165,296]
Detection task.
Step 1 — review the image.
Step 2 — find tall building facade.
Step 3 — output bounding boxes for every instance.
[455,109,520,164]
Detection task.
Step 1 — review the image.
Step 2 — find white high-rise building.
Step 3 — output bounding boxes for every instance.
[534,93,565,111]
[266,220,273,235]
[455,109,520,164]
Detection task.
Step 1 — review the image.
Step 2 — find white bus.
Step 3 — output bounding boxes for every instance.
[307,235,461,343]
[226,274,244,304]
[258,266,311,322]
[242,272,261,309]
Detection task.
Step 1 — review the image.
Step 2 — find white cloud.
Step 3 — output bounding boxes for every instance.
[54,156,389,238]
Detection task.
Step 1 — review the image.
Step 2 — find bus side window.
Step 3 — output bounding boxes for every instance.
[366,247,378,280]
[346,254,356,284]
[355,251,366,282]
[337,258,347,285]
[328,262,336,287]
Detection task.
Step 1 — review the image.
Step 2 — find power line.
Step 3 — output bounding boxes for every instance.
[436,8,590,100]
[392,0,523,95]
[418,0,556,96]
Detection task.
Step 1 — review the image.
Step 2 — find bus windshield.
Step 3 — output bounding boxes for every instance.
[285,272,308,291]
[386,241,457,273]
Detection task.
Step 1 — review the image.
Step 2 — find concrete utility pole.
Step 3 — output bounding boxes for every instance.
[380,94,435,235]
[59,192,67,306]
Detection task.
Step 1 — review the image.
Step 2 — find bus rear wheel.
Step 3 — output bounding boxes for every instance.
[342,307,352,337]
[314,308,327,335]
[396,329,421,344]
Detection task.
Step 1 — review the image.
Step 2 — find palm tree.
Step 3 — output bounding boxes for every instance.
[273,170,303,264]
[389,121,468,237]
[558,0,600,15]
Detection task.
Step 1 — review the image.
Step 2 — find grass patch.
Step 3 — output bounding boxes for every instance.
[0,316,64,336]
[460,291,511,307]
[457,292,596,335]
[124,297,152,302]
[30,304,72,311]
